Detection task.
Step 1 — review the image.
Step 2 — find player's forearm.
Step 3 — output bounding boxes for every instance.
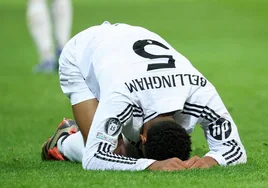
[202,156,218,167]
[82,152,155,171]
[204,118,247,166]
[205,141,247,166]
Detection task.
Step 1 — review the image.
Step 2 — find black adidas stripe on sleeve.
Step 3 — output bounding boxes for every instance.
[117,104,143,124]
[94,142,138,165]
[182,102,220,123]
[222,139,243,165]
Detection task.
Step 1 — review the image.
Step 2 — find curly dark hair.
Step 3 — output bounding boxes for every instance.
[144,120,192,161]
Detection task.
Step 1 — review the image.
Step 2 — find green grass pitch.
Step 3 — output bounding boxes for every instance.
[0,0,268,187]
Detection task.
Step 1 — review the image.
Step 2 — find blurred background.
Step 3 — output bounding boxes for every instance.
[0,0,267,165]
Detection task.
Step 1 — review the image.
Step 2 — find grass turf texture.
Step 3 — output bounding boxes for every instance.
[0,0,268,187]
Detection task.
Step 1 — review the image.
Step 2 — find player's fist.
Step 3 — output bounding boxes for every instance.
[147,158,187,171]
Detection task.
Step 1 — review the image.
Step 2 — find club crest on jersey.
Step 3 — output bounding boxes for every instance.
[209,118,232,140]
[105,118,122,136]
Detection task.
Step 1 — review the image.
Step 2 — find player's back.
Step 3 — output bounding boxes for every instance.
[75,22,185,83]
[88,23,196,84]
[74,22,209,116]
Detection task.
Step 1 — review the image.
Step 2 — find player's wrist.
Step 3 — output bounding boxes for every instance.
[202,156,218,167]
[146,161,159,170]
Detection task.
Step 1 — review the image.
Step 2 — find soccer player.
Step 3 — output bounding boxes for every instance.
[27,0,72,73]
[42,21,247,171]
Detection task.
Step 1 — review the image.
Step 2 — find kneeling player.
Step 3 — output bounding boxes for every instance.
[42,21,247,171]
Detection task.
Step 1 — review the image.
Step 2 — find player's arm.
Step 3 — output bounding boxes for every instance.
[82,93,187,171]
[200,117,247,167]
[82,94,155,171]
[186,116,247,169]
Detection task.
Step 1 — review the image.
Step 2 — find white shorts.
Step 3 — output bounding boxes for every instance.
[58,36,95,105]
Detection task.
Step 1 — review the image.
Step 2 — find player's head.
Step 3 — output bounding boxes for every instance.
[140,120,192,160]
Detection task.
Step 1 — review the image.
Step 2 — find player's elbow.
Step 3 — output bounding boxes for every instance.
[82,152,97,170]
[230,148,247,166]
[241,149,247,164]
[238,146,247,164]
[82,157,89,170]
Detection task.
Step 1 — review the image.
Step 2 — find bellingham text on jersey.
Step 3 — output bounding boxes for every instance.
[125,74,207,93]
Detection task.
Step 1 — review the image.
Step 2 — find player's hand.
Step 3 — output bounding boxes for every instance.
[185,156,218,169]
[147,158,187,171]
[185,156,201,168]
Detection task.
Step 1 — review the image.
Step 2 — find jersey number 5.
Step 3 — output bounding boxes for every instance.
[133,39,176,71]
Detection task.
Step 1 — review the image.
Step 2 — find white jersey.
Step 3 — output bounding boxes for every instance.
[59,21,247,170]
